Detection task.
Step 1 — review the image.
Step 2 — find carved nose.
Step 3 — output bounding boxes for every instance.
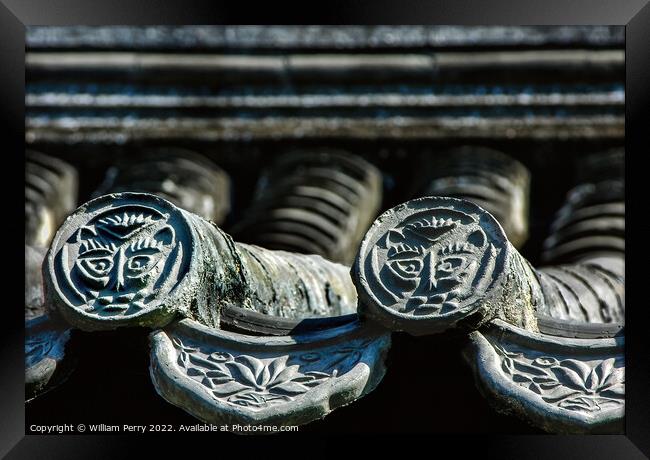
[115,249,126,291]
[422,252,437,290]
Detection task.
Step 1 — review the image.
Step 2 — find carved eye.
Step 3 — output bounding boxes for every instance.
[80,257,113,277]
[389,258,423,278]
[437,257,465,274]
[126,254,160,275]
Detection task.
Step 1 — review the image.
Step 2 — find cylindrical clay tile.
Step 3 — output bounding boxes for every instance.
[94,147,231,224]
[231,149,382,265]
[43,192,357,331]
[25,150,78,247]
[412,146,530,249]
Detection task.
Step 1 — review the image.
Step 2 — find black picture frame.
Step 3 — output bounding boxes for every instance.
[3,1,648,457]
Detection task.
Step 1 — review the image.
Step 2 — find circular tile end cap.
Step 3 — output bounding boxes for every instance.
[45,192,196,331]
[352,196,511,336]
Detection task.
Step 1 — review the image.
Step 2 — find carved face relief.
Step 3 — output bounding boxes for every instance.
[356,199,507,319]
[51,200,191,319]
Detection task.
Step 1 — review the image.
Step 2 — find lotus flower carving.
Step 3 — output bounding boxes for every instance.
[173,338,368,410]
[494,344,624,413]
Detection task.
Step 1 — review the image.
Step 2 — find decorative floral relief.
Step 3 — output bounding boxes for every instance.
[172,337,369,410]
[492,342,624,413]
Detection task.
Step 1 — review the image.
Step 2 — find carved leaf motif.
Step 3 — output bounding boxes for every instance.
[558,396,598,412]
[550,365,589,391]
[271,381,310,395]
[226,360,260,388]
[531,375,558,384]
[558,359,592,385]
[201,377,214,389]
[513,373,532,383]
[188,353,222,370]
[237,355,265,382]
[535,386,581,403]
[597,358,614,382]
[260,365,271,388]
[271,364,301,387]
[512,360,550,377]
[529,381,563,395]
[267,355,289,382]
[601,385,625,398]
[212,380,250,396]
[209,377,233,385]
[585,368,600,391]
[501,356,513,374]
[187,367,205,377]
[205,368,229,378]
[178,350,187,367]
[171,336,371,410]
[491,342,624,413]
[597,358,623,390]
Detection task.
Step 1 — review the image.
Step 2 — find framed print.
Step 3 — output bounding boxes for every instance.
[2,1,648,457]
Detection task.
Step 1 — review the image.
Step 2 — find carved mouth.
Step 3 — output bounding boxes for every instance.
[403,293,463,315]
[93,292,145,314]
[411,303,443,314]
[100,303,130,312]
[98,293,137,304]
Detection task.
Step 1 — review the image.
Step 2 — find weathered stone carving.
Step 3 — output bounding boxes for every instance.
[33,190,384,425]
[25,152,78,399]
[25,150,78,247]
[383,155,625,433]
[353,194,624,335]
[542,151,624,265]
[26,315,74,400]
[26,245,48,320]
[45,192,357,331]
[413,147,530,248]
[44,193,195,330]
[231,150,382,265]
[463,200,623,433]
[464,319,623,433]
[93,147,231,224]
[353,196,541,336]
[535,260,624,324]
[538,150,624,323]
[353,193,624,432]
[541,181,624,265]
[150,318,390,428]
